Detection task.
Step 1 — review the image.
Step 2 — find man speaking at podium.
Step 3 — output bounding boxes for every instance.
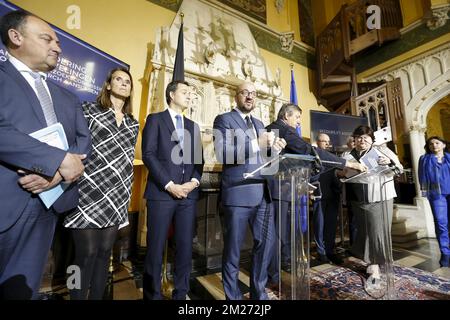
[0,11,91,299]
[265,103,366,286]
[213,81,286,300]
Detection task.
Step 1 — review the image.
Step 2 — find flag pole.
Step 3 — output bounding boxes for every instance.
[172,11,185,82]
[162,10,185,299]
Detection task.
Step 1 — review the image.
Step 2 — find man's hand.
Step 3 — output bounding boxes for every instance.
[18,170,63,194]
[272,137,286,154]
[58,153,86,183]
[258,131,275,149]
[181,181,198,195]
[345,160,368,172]
[167,183,188,199]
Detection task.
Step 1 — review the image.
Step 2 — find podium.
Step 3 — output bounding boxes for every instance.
[341,165,396,300]
[245,153,315,300]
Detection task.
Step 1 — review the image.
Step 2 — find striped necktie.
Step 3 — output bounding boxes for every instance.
[30,72,57,126]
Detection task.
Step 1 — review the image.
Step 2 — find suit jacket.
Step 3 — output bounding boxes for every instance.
[142,109,204,201]
[213,109,270,207]
[266,119,345,201]
[318,168,341,200]
[266,119,346,168]
[0,60,91,232]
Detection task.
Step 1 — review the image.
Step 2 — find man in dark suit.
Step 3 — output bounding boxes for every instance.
[213,81,286,300]
[142,80,204,300]
[313,133,343,264]
[265,104,365,283]
[0,11,91,299]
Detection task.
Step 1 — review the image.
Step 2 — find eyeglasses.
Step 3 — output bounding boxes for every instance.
[238,90,257,98]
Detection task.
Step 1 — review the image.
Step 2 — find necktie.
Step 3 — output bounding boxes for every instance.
[175,114,184,147]
[31,72,57,126]
[296,125,302,137]
[245,115,257,139]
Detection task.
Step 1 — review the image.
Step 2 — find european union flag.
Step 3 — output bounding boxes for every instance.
[290,67,307,234]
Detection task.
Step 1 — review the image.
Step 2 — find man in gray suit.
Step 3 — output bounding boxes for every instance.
[213,81,286,300]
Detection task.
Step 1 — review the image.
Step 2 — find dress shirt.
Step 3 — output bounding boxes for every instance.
[234,107,259,152]
[8,55,53,104]
[164,107,200,191]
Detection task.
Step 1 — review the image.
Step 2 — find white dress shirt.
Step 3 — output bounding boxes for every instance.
[164,107,200,191]
[8,54,53,104]
[234,107,259,152]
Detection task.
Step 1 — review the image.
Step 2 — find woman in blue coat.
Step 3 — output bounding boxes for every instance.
[419,136,450,267]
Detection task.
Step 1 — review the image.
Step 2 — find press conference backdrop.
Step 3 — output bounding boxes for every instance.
[310,110,368,153]
[0,0,128,102]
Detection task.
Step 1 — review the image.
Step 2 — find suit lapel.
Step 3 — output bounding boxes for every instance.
[46,81,75,139]
[184,117,194,150]
[253,117,264,134]
[230,109,254,139]
[161,109,179,142]
[230,109,263,139]
[47,81,66,124]
[2,61,47,127]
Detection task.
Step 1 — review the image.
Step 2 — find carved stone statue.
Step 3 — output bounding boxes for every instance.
[147,0,287,166]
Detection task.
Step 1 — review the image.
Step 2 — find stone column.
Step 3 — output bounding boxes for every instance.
[409,127,436,237]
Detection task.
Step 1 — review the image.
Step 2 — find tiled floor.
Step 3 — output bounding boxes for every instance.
[40,238,450,300]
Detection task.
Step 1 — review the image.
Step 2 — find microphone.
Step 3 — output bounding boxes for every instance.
[311,146,323,174]
[388,159,401,175]
[372,143,402,176]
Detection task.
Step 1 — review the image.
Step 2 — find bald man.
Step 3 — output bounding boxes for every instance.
[313,133,343,264]
[213,81,286,300]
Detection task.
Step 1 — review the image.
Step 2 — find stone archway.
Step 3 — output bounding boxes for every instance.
[362,43,450,237]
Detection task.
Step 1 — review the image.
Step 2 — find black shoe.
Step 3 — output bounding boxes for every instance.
[281,262,291,272]
[327,254,343,265]
[317,254,330,263]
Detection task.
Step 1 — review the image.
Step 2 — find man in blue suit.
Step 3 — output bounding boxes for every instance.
[142,80,204,300]
[213,81,286,300]
[0,11,91,299]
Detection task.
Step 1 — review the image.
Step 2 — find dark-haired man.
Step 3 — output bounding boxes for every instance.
[265,104,365,286]
[0,10,91,299]
[142,80,204,300]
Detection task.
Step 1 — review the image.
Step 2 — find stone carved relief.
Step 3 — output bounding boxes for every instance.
[147,0,286,167]
[216,0,267,23]
[275,0,285,14]
[204,42,217,65]
[280,31,295,53]
[425,5,450,31]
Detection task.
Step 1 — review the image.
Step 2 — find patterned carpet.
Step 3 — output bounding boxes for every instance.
[191,256,450,300]
[309,257,450,300]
